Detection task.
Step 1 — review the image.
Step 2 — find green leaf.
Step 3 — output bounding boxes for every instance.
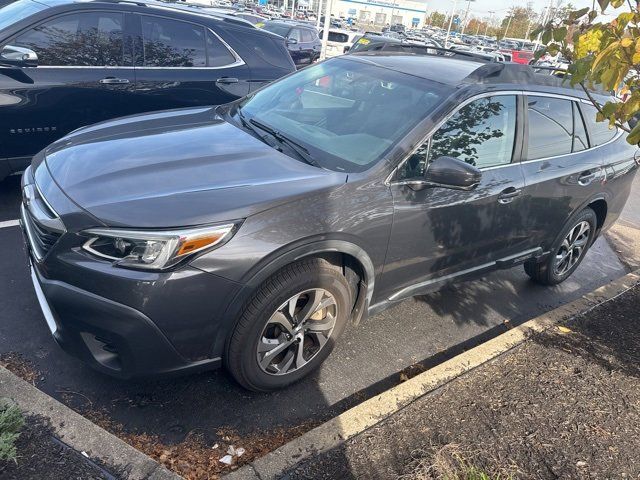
[598,0,610,10]
[554,27,568,42]
[611,0,624,7]
[626,122,640,145]
[542,29,552,45]
[602,101,618,117]
[589,10,598,21]
[569,7,590,20]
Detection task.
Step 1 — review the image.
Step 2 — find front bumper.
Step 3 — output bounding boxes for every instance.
[27,263,220,378]
[19,165,241,378]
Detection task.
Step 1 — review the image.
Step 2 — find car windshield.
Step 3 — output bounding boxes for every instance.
[0,0,47,32]
[236,58,451,172]
[261,23,290,37]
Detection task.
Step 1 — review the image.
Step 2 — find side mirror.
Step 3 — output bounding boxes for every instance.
[0,45,38,67]
[424,156,482,190]
[286,37,298,45]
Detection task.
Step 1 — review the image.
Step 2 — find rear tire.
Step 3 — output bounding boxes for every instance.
[225,258,351,392]
[524,208,597,286]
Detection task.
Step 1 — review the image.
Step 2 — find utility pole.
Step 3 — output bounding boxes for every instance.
[316,0,322,29]
[524,1,534,39]
[484,10,494,37]
[502,12,512,39]
[444,0,458,48]
[320,0,332,60]
[459,0,475,36]
[534,0,553,52]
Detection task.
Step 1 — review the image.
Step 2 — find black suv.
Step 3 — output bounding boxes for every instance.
[21,54,638,391]
[0,0,295,180]
[260,20,321,68]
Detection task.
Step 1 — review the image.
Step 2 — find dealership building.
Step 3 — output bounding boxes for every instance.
[329,0,429,28]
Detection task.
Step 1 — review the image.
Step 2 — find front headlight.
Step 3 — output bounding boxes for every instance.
[81,223,238,270]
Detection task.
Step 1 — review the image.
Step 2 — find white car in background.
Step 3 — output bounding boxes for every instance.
[319,28,362,58]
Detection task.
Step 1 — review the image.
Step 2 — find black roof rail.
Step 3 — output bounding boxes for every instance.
[361,44,502,63]
[91,0,148,6]
[463,62,578,89]
[91,0,256,27]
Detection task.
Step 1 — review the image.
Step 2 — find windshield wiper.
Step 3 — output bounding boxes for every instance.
[237,108,267,143]
[249,118,323,169]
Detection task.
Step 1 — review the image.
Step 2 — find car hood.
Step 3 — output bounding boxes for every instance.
[43,107,347,228]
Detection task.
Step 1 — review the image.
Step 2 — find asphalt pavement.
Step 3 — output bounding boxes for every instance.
[0,172,637,449]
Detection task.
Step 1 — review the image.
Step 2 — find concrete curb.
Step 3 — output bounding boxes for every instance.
[0,366,182,480]
[225,269,640,480]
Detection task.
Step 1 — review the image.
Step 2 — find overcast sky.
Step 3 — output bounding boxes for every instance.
[424,0,594,21]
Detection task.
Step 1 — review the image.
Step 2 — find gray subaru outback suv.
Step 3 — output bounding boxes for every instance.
[21,54,638,391]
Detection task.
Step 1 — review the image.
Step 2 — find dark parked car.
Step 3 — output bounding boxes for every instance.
[260,20,320,68]
[21,55,638,391]
[0,0,295,181]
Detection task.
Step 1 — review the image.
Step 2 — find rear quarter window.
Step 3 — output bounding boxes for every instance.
[242,31,293,69]
[580,103,619,146]
[328,32,349,43]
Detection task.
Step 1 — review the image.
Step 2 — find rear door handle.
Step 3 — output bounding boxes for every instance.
[216,77,239,84]
[498,187,522,204]
[578,170,598,186]
[99,77,130,85]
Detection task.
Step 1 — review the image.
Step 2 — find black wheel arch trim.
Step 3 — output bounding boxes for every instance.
[211,238,376,359]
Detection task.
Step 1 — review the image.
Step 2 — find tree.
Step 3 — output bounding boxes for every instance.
[500,6,537,39]
[532,0,640,145]
[429,11,447,28]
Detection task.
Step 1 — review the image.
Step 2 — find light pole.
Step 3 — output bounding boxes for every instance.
[316,0,322,29]
[444,0,458,48]
[320,0,332,60]
[459,0,475,36]
[484,10,494,37]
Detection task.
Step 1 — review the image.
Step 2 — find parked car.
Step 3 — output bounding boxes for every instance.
[259,20,321,67]
[21,54,638,391]
[0,0,295,181]
[318,28,361,57]
[349,33,442,55]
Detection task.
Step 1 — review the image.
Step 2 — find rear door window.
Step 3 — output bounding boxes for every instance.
[288,28,302,42]
[301,29,316,42]
[141,16,206,67]
[526,96,573,160]
[580,103,618,146]
[13,11,125,66]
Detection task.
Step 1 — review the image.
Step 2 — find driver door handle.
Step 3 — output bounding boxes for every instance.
[99,77,129,85]
[498,187,522,204]
[216,77,239,84]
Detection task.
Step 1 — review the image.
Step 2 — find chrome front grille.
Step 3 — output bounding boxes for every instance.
[21,179,66,261]
[22,206,62,259]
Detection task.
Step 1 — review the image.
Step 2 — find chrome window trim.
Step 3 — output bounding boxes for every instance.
[386,90,522,186]
[6,9,129,68]
[386,89,623,186]
[137,13,245,69]
[10,10,245,69]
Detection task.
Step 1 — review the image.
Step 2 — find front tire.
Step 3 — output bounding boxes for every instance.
[524,208,597,286]
[226,258,351,391]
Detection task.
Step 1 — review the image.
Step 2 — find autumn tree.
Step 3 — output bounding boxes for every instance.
[499,6,538,39]
[533,0,640,144]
